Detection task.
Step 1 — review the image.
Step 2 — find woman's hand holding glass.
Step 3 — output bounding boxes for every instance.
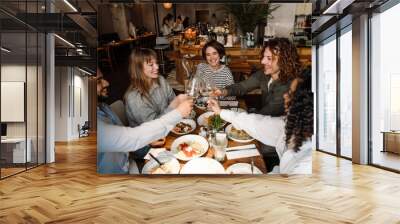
[169,94,191,109]
[176,97,194,118]
[207,98,221,115]
[210,88,227,98]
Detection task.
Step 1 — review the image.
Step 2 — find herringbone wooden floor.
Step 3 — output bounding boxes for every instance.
[1,134,400,224]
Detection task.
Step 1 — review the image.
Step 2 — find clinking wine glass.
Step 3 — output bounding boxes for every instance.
[185,76,204,99]
[200,79,217,110]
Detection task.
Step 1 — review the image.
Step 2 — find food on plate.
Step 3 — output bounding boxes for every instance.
[195,99,207,108]
[173,122,193,134]
[178,141,203,157]
[229,126,252,140]
[150,162,174,174]
[207,114,225,130]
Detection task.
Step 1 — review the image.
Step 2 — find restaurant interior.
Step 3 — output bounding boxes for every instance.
[96,2,312,175]
[0,0,400,222]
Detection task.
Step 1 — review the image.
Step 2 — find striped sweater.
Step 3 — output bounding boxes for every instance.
[195,63,234,89]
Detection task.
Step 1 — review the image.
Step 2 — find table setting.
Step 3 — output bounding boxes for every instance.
[141,79,267,174]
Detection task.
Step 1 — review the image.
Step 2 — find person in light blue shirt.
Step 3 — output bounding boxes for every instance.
[97,69,193,174]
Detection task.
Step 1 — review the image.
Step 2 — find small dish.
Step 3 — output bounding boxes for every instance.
[171,119,196,135]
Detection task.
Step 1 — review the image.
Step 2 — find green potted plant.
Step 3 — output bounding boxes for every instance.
[225,3,280,42]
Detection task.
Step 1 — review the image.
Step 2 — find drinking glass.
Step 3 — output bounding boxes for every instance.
[200,79,217,110]
[185,76,204,99]
[200,79,216,98]
[211,133,228,162]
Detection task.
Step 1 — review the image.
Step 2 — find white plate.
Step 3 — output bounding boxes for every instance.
[170,134,209,161]
[225,124,254,143]
[226,163,262,174]
[197,111,214,126]
[142,152,181,174]
[229,108,246,113]
[180,157,226,174]
[197,111,227,128]
[171,119,196,135]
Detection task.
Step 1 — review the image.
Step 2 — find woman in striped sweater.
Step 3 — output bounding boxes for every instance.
[195,40,234,89]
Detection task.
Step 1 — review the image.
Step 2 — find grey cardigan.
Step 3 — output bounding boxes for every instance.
[225,70,291,116]
[125,76,176,127]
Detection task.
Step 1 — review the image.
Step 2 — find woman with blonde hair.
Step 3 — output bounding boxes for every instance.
[124,48,177,127]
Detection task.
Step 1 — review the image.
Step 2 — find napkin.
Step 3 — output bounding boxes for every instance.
[225,144,260,160]
[144,148,167,160]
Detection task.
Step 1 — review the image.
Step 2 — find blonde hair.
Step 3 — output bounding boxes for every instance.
[125,48,158,101]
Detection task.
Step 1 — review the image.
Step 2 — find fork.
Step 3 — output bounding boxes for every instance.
[149,153,163,166]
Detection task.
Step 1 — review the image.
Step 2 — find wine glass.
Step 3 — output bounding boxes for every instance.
[185,76,204,99]
[200,79,217,110]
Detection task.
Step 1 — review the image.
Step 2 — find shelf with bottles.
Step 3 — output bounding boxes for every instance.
[292,14,312,47]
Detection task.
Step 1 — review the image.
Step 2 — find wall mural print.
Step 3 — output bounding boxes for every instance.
[97,2,313,175]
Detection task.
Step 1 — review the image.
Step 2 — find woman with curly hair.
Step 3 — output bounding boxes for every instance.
[208,73,313,174]
[214,37,303,117]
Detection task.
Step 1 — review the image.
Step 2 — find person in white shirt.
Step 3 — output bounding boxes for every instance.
[173,16,184,32]
[208,74,313,175]
[161,13,174,36]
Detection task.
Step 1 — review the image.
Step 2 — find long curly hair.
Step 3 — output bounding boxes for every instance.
[285,75,313,152]
[261,38,302,83]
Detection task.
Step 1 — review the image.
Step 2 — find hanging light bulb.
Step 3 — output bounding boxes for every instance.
[163,3,172,10]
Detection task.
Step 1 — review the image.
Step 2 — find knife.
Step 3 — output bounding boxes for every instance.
[149,153,163,166]
[226,144,256,151]
[226,147,257,152]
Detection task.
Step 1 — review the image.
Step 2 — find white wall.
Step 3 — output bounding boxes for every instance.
[268,3,311,38]
[54,67,89,141]
[1,65,40,137]
[55,66,69,141]
[1,64,46,164]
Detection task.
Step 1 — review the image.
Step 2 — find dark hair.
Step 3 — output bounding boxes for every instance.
[284,74,313,152]
[261,38,302,83]
[163,13,173,25]
[125,48,158,101]
[183,17,189,28]
[201,40,225,60]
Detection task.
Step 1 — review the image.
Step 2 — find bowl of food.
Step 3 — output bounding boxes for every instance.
[142,152,181,174]
[226,163,262,174]
[225,124,254,143]
[180,157,226,174]
[171,119,196,135]
[197,112,227,131]
[194,97,207,110]
[170,134,209,161]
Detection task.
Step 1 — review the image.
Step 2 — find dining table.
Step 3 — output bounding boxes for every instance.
[144,104,267,174]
